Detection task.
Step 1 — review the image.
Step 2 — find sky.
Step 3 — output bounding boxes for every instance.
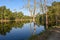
[0,0,60,16]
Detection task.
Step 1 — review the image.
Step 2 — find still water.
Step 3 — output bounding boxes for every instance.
[0,22,45,40]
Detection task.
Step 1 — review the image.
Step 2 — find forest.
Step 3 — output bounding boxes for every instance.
[36,1,60,26]
[0,1,60,25]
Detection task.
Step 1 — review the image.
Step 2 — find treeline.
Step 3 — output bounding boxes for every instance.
[36,1,60,26]
[0,6,32,20]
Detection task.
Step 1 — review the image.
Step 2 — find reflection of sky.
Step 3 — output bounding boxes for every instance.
[0,22,45,40]
[0,0,60,16]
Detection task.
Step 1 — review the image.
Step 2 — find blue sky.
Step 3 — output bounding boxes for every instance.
[0,0,60,16]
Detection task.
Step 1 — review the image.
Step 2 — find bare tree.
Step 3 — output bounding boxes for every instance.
[22,0,48,24]
[33,0,36,22]
[44,0,48,29]
[28,0,33,17]
[27,0,37,22]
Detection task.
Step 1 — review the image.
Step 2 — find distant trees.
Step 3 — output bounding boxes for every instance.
[0,6,13,20]
[0,6,32,20]
[17,12,24,19]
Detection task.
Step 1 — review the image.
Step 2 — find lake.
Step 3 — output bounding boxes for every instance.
[0,22,45,40]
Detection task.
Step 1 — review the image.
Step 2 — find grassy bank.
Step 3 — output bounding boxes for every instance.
[29,30,52,40]
[29,26,59,40]
[0,19,32,22]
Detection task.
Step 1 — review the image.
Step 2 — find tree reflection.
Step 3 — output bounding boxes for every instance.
[29,22,36,35]
[33,22,36,35]
[0,21,29,35]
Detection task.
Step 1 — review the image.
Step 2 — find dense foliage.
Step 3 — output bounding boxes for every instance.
[0,6,32,20]
[36,1,60,26]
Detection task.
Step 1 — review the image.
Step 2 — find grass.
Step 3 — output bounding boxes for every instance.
[29,26,58,40]
[29,30,51,40]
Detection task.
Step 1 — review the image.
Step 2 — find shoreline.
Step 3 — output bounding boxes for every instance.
[0,19,32,22]
[29,27,60,40]
[29,30,51,40]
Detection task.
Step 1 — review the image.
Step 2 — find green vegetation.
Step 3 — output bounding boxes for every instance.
[0,6,32,21]
[36,1,60,26]
[30,1,60,40]
[1,1,60,25]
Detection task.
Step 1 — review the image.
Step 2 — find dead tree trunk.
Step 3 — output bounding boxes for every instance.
[33,0,36,22]
[40,0,44,24]
[44,0,48,29]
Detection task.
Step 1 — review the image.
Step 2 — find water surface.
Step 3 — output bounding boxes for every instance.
[0,22,45,40]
